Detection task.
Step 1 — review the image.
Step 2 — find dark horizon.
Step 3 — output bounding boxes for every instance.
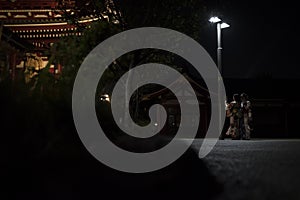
[200,0,299,79]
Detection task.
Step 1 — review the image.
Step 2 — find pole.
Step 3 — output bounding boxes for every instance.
[217,22,223,139]
[217,23,222,75]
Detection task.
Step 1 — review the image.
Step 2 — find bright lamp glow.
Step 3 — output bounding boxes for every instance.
[209,17,221,23]
[100,94,110,102]
[221,22,230,29]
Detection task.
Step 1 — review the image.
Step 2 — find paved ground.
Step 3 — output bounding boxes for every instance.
[9,138,300,200]
[194,139,300,200]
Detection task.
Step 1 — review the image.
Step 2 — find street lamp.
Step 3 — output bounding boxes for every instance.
[209,17,230,75]
[209,17,230,139]
[100,94,110,102]
[209,16,221,23]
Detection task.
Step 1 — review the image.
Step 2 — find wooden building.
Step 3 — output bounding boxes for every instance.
[0,0,110,79]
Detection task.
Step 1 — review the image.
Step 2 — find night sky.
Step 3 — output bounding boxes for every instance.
[200,0,299,79]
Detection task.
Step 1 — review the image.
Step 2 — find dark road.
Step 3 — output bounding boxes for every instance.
[194,139,300,200]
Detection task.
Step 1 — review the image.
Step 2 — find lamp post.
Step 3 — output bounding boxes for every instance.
[209,17,230,139]
[209,17,230,75]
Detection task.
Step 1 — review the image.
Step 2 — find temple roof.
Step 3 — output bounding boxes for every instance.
[0,0,99,51]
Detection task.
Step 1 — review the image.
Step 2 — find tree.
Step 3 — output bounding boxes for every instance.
[38,0,208,131]
[51,0,207,83]
[115,0,206,40]
[53,0,206,122]
[2,0,209,159]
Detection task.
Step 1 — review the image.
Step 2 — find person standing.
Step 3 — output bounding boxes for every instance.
[226,94,242,139]
[240,93,252,140]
